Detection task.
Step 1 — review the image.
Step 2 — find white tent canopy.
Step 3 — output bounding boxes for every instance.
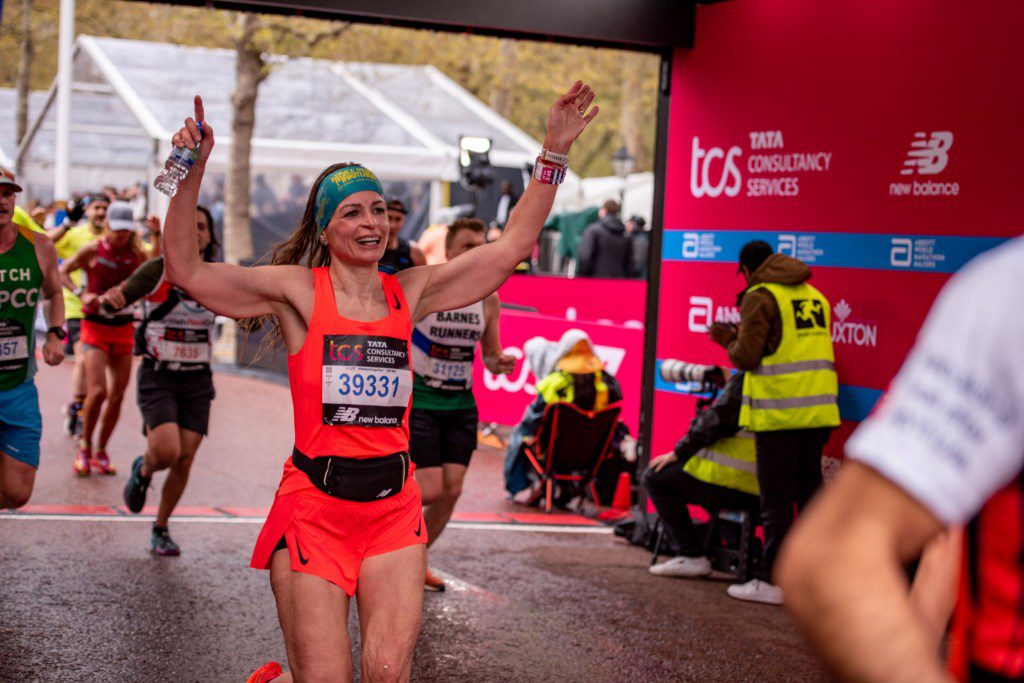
[14,35,580,225]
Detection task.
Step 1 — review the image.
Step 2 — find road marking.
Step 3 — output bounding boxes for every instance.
[0,514,614,535]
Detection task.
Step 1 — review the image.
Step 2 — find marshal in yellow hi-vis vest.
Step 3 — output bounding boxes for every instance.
[683,431,759,496]
[739,282,840,432]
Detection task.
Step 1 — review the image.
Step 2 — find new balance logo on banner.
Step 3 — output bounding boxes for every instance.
[901,131,953,176]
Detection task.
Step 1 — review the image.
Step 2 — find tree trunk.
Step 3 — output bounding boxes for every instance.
[15,0,34,148]
[489,38,517,119]
[619,52,646,172]
[224,12,261,266]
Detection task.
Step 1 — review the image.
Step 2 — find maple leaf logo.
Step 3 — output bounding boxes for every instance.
[834,300,852,322]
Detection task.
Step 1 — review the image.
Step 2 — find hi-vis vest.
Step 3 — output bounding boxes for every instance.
[739,281,840,432]
[683,431,759,496]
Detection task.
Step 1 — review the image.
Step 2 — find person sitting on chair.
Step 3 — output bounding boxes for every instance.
[645,370,761,579]
[503,329,631,503]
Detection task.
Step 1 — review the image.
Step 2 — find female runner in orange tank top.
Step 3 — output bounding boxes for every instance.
[161,84,598,682]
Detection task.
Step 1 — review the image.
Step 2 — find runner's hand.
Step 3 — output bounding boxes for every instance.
[172,95,214,167]
[100,286,126,310]
[144,214,161,235]
[79,292,98,309]
[493,352,516,375]
[649,451,679,473]
[543,80,599,154]
[42,333,65,366]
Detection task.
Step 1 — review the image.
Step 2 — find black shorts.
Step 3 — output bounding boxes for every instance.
[64,318,81,355]
[409,406,478,469]
[136,363,215,436]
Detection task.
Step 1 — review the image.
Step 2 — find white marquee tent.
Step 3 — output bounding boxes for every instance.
[11,36,580,236]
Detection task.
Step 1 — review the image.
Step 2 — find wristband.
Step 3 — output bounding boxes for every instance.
[539,148,569,167]
[533,159,566,185]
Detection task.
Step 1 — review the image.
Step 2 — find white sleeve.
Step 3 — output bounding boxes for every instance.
[845,239,1024,525]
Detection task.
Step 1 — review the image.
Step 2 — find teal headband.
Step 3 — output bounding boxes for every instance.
[314,165,385,232]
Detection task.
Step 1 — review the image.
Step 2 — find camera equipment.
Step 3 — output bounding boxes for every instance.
[660,359,727,410]
[659,360,724,386]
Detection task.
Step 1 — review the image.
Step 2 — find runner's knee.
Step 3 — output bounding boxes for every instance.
[86,385,107,404]
[441,479,463,502]
[1,489,30,509]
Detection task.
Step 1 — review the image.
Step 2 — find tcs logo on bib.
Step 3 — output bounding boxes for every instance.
[327,339,364,362]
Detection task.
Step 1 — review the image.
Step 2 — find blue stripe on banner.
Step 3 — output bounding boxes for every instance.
[661,229,1005,274]
[654,359,884,422]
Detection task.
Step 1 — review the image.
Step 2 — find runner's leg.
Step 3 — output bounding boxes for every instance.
[0,452,35,509]
[270,549,354,682]
[80,347,109,449]
[357,543,426,681]
[415,466,442,506]
[155,428,203,527]
[143,422,181,478]
[424,463,467,548]
[97,352,132,450]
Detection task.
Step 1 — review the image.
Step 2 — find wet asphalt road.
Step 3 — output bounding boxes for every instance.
[0,363,826,682]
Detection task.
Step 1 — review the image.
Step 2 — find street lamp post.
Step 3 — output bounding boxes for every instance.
[610,145,636,211]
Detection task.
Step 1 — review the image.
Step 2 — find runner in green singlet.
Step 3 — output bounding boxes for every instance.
[0,169,66,508]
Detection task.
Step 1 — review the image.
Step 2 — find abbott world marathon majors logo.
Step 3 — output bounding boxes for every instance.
[690,131,833,199]
[687,296,741,333]
[889,131,959,197]
[831,299,878,347]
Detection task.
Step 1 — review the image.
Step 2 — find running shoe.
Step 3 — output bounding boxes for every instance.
[151,526,181,557]
[72,446,91,477]
[246,661,283,683]
[424,568,446,592]
[649,555,713,578]
[91,450,117,476]
[123,456,151,514]
[61,401,79,437]
[726,578,784,605]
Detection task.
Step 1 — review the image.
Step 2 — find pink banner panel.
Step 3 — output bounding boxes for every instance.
[473,312,644,435]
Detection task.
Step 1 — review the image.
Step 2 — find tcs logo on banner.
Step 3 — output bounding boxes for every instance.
[690,137,742,198]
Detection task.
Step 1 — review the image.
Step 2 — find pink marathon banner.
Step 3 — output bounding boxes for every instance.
[473,311,644,435]
[650,0,1024,460]
[498,274,646,328]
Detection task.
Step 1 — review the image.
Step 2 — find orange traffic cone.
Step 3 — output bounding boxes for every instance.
[611,472,632,510]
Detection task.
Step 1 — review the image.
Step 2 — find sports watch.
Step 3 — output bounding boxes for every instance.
[47,326,68,340]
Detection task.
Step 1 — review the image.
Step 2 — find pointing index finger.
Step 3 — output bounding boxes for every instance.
[194,95,205,125]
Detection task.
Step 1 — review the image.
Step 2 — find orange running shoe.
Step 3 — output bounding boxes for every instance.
[424,568,446,592]
[91,450,117,476]
[246,661,283,683]
[73,446,91,477]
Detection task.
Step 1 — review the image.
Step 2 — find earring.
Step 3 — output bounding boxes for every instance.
[318,234,328,245]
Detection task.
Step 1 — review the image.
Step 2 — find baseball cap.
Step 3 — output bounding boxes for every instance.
[0,167,23,193]
[106,201,137,231]
[386,199,407,215]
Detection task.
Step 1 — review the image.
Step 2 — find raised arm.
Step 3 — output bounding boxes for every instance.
[36,235,65,366]
[404,82,598,321]
[162,96,304,320]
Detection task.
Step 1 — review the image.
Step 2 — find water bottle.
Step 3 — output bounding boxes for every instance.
[153,123,203,197]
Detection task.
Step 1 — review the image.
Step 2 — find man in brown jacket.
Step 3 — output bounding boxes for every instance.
[708,240,839,605]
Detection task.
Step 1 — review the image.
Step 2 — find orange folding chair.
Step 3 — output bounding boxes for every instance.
[522,402,623,513]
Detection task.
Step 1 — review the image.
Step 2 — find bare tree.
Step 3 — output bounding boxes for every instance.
[489,38,517,119]
[15,0,34,146]
[223,12,264,266]
[223,13,352,267]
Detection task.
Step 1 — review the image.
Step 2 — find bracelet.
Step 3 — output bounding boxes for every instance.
[539,148,569,167]
[533,158,566,185]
